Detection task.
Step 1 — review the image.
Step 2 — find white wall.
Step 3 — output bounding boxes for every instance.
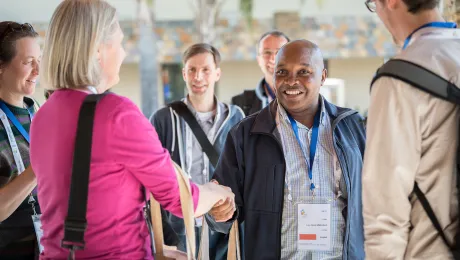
[32,58,383,113]
[217,61,262,104]
[328,57,384,113]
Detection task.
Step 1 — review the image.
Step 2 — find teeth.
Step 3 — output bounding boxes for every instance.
[286,90,301,95]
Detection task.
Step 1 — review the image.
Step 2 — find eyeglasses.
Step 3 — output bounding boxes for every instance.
[0,23,35,44]
[365,0,376,12]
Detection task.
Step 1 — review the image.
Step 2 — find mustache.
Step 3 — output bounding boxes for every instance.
[278,84,305,91]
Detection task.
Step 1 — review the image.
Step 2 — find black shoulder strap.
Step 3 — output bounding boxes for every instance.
[413,183,453,248]
[371,59,460,105]
[373,59,460,254]
[169,101,219,168]
[61,93,106,259]
[243,90,256,116]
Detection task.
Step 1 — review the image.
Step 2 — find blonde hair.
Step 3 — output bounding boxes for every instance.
[41,0,118,90]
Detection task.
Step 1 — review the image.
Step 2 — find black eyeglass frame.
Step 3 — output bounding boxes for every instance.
[365,0,376,12]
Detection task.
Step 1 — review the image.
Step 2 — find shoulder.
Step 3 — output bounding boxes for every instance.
[150,106,173,124]
[228,104,245,119]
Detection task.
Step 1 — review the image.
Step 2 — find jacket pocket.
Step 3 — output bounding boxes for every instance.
[247,164,284,213]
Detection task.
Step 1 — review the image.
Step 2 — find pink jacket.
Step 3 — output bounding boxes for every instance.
[30,89,199,259]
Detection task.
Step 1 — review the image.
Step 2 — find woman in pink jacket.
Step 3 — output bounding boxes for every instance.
[30,0,235,259]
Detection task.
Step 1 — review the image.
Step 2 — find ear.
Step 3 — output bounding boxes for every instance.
[387,0,398,10]
[321,69,327,86]
[215,67,221,81]
[182,67,186,82]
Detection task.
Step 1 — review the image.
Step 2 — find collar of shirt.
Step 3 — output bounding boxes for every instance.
[276,95,327,129]
[183,95,222,125]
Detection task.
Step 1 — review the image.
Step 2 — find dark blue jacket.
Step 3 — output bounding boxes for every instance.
[206,99,366,260]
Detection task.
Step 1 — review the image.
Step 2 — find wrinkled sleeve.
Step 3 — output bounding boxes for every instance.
[110,100,199,217]
[362,77,422,259]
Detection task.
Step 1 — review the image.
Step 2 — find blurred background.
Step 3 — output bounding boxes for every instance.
[1,0,458,117]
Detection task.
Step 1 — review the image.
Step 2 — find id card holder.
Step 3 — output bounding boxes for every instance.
[32,214,44,253]
[297,199,332,252]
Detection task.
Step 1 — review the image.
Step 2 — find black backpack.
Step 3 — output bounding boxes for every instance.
[372,59,460,259]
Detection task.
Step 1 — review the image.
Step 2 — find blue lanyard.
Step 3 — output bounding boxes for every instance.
[0,101,33,143]
[403,21,457,50]
[265,82,276,100]
[287,108,321,191]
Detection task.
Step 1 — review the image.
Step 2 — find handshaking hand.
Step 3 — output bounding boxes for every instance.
[208,180,236,222]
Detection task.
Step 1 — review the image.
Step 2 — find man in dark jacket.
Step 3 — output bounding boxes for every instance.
[207,40,366,260]
[231,30,290,116]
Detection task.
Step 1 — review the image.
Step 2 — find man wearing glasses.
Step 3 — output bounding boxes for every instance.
[231,31,289,116]
[362,0,460,259]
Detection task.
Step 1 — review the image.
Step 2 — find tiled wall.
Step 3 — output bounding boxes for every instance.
[32,15,397,63]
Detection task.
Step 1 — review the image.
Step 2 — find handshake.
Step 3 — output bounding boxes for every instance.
[195,180,236,223]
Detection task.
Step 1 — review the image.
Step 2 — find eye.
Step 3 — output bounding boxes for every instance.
[276,69,287,76]
[298,69,311,75]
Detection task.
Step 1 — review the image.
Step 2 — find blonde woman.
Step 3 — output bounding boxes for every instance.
[30,0,235,259]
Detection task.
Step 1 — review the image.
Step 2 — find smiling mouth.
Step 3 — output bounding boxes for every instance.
[284,89,303,95]
[26,80,36,83]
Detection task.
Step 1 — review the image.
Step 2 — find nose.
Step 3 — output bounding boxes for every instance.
[194,71,204,81]
[285,73,297,86]
[32,61,39,76]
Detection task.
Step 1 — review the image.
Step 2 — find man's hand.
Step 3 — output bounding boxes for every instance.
[209,180,236,222]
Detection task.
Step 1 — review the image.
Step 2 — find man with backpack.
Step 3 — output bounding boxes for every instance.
[231,31,290,116]
[150,43,244,259]
[362,0,460,259]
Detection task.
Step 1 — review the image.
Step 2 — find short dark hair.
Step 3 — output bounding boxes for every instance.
[401,0,440,13]
[182,43,221,67]
[0,21,38,65]
[257,30,290,50]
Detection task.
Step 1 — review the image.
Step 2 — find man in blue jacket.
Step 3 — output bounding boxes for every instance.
[207,40,366,260]
[150,43,244,259]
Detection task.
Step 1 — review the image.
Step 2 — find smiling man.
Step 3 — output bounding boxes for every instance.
[150,43,244,259]
[206,40,366,260]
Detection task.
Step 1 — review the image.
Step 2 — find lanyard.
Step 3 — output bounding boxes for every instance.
[0,100,37,214]
[0,101,33,143]
[287,107,321,192]
[265,83,276,100]
[403,21,458,50]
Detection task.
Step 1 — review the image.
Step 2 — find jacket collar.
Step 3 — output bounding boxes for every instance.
[250,96,357,135]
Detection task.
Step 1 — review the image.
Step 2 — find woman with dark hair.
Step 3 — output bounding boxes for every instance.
[0,21,41,259]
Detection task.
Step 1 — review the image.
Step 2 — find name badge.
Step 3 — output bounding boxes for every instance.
[297,203,331,251]
[32,214,44,253]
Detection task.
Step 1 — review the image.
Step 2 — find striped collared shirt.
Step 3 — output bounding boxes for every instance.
[275,97,348,260]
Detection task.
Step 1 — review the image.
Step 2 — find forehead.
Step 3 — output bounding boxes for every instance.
[276,46,315,66]
[184,52,216,67]
[259,35,288,50]
[13,37,40,58]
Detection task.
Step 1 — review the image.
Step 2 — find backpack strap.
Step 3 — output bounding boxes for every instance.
[372,59,460,104]
[372,58,460,253]
[169,101,220,168]
[61,93,106,259]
